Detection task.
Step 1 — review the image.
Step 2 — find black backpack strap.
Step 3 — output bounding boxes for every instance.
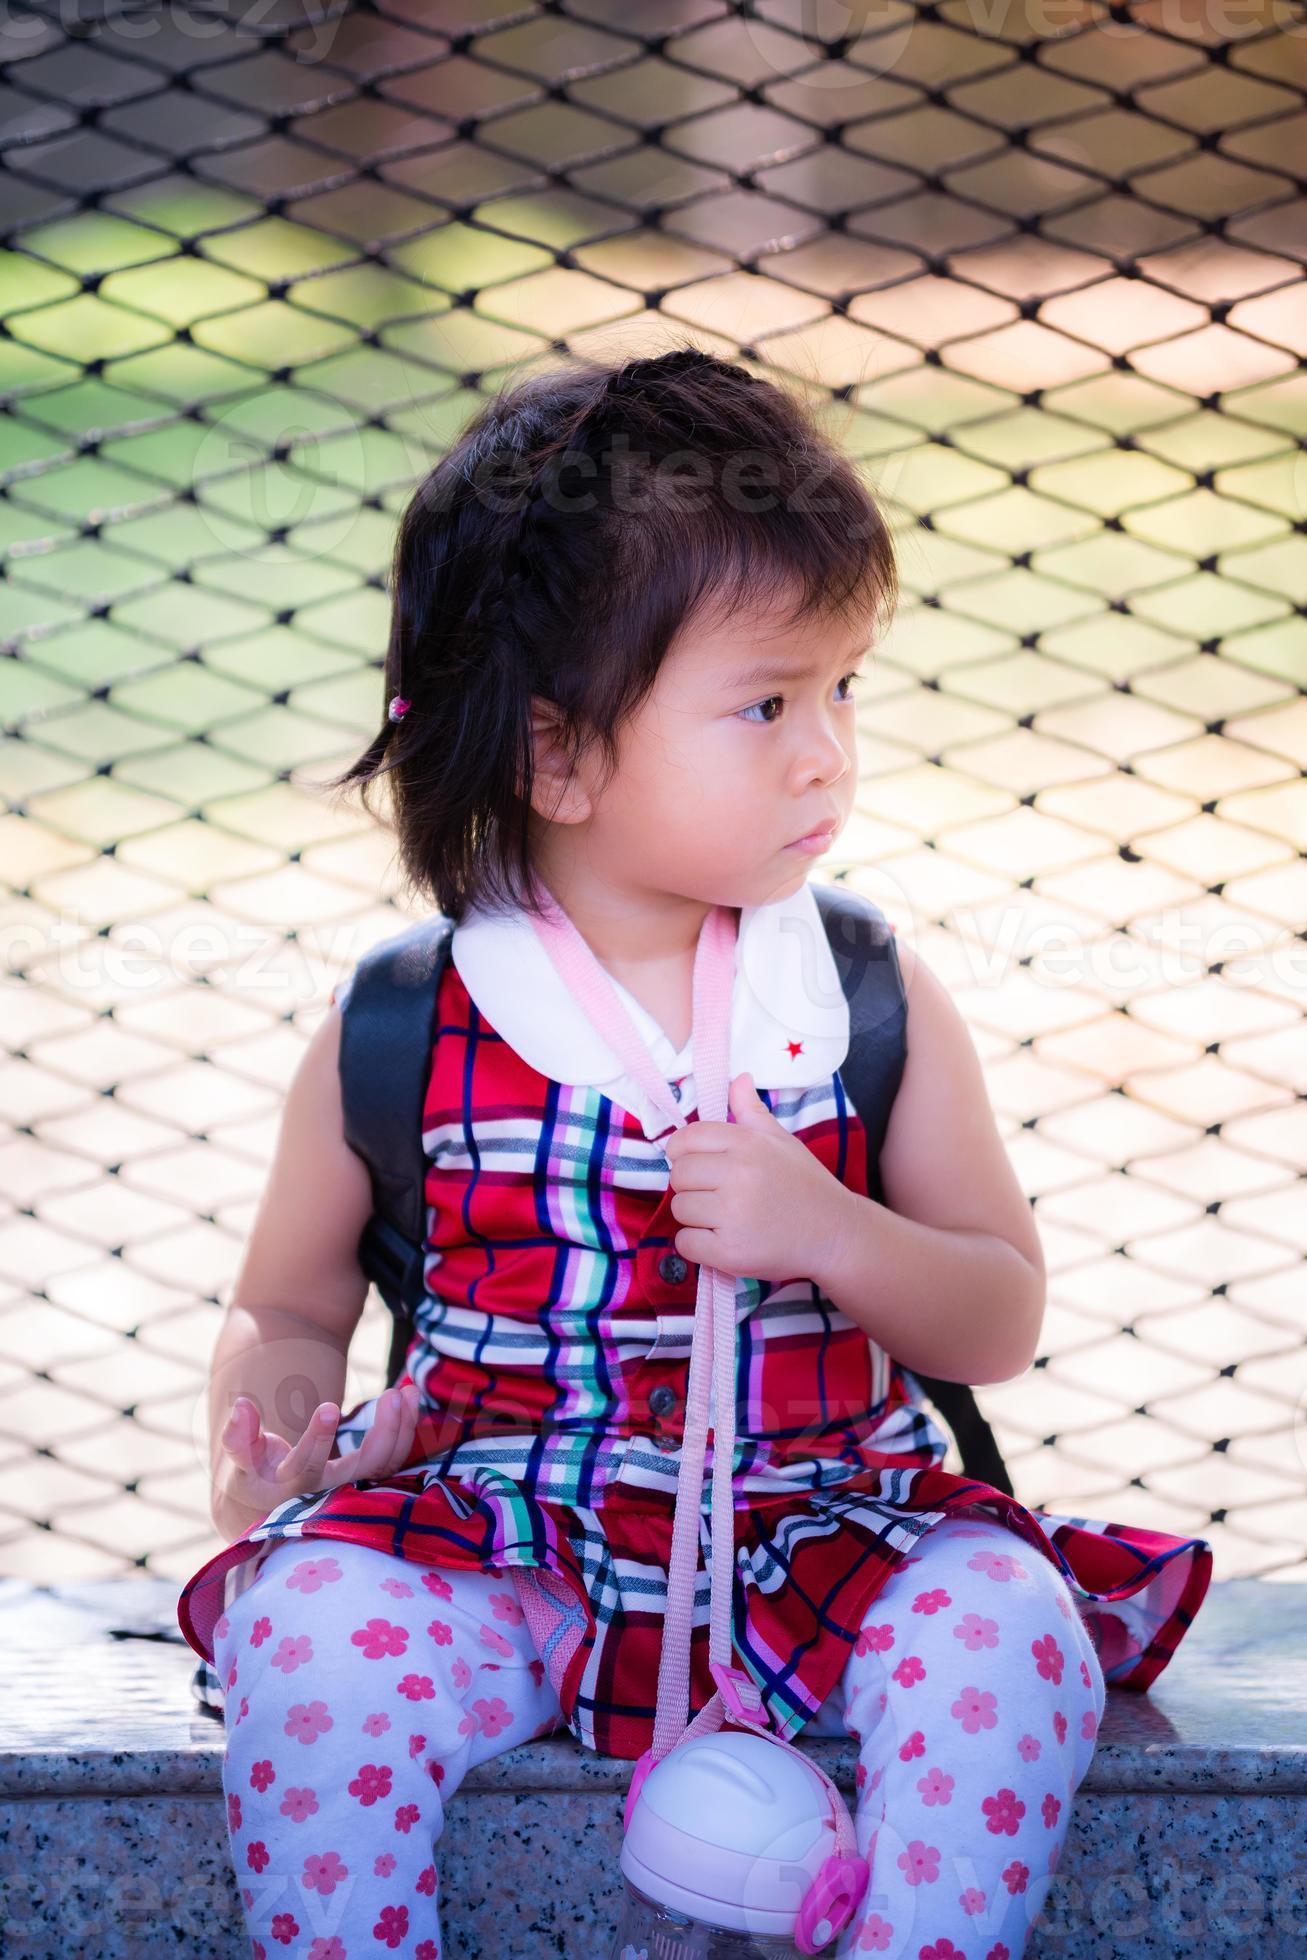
[810,880,906,1208]
[337,912,454,1385]
[811,881,1015,1499]
[910,1370,1014,1496]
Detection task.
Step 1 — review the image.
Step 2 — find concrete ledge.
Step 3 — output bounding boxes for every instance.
[1,1577,1305,1957]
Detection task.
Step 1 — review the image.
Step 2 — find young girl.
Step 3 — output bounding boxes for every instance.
[177,346,1213,1960]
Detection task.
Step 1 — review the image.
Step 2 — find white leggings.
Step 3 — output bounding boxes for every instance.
[214,1510,1104,1959]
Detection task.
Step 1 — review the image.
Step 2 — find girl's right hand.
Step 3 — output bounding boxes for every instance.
[215,1381,422,1535]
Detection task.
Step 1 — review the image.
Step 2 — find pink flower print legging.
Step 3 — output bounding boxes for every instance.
[213,1507,1105,1960]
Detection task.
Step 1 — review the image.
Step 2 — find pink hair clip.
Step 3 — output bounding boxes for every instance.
[388,694,411,722]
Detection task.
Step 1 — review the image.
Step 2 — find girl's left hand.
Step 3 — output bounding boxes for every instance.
[663,1072,852,1285]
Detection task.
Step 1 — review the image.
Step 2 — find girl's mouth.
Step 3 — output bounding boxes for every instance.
[785,820,838,853]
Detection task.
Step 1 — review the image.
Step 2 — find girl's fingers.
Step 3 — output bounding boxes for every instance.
[323,1421,377,1490]
[369,1389,417,1482]
[266,1383,423,1496]
[342,1383,414,1483]
[279,1400,339,1486]
[220,1398,257,1472]
[384,1383,420,1472]
[356,1386,402,1477]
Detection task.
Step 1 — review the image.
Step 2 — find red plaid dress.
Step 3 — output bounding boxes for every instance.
[178,880,1213,1762]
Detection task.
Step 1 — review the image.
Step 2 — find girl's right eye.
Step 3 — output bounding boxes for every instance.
[739,695,783,725]
[737,672,862,725]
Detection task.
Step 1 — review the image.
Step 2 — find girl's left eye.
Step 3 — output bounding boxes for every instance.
[738,672,863,725]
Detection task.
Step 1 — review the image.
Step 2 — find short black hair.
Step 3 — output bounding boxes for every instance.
[325,341,898,923]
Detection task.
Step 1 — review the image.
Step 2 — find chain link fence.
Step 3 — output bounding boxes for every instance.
[1,0,1304,1590]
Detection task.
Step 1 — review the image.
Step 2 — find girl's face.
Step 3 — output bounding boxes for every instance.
[527,599,868,916]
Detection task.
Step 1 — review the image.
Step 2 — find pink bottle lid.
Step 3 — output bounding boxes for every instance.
[619,1730,836,1938]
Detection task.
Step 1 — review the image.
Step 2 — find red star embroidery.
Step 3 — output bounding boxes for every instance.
[785,1038,804,1059]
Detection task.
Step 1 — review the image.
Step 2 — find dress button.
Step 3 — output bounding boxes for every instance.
[653,1435,678,1453]
[648,1384,677,1417]
[670,1081,682,1101]
[658,1251,688,1285]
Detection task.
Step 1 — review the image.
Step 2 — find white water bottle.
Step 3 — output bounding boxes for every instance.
[608,1727,868,1958]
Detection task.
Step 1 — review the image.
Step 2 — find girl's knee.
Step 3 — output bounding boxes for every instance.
[845,1513,1105,1725]
[216,1546,562,1847]
[214,1542,543,1715]
[898,1514,1101,1657]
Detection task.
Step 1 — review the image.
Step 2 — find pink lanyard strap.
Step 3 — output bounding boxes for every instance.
[526,880,858,1867]
[527,879,738,1760]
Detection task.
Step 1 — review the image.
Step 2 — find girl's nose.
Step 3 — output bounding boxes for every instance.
[797,725,852,787]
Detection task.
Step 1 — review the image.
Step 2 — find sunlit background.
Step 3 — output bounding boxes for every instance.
[1,0,1304,1591]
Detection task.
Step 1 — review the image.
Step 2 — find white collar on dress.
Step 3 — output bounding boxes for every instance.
[450,876,850,1140]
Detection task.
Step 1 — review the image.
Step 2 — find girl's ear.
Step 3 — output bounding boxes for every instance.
[524,696,594,826]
